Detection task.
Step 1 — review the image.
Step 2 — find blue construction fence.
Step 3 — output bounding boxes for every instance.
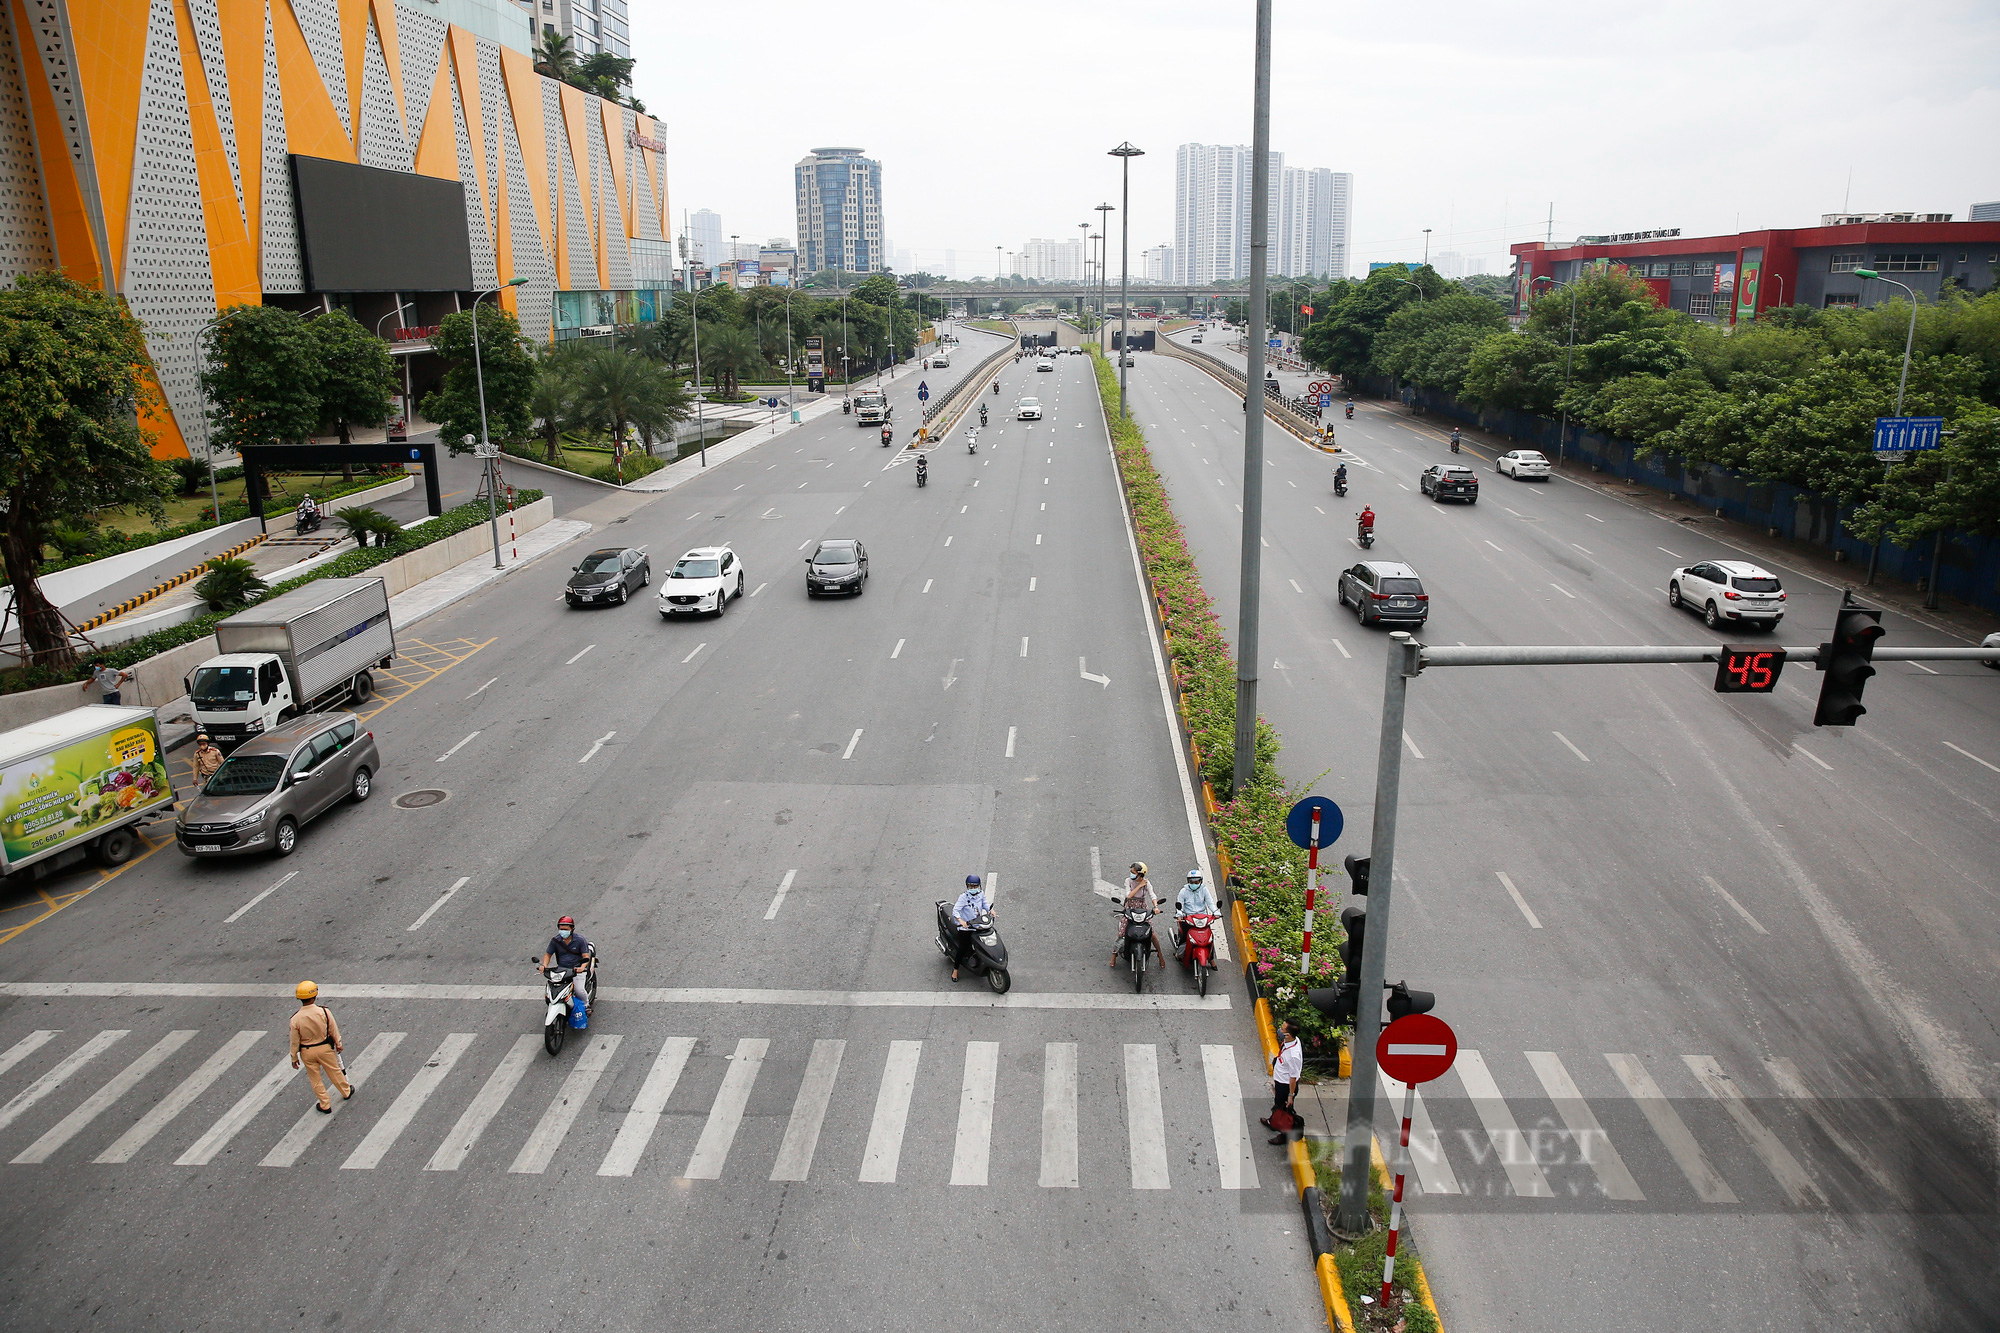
[1351,374,2000,617]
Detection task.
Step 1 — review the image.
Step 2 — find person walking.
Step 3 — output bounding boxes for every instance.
[1262,1018,1303,1145]
[289,981,352,1114]
[90,660,130,705]
[191,734,223,785]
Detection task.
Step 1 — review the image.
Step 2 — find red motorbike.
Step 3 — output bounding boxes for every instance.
[1175,913,1219,997]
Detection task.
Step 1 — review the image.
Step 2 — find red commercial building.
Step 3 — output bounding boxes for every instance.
[1509,215,2000,323]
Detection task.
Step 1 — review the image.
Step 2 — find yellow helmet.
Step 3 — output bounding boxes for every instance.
[295,980,318,1000]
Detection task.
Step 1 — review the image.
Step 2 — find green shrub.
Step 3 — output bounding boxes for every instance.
[333,506,401,548]
[192,556,268,612]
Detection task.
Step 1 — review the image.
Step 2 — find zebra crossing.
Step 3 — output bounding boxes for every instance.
[0,1024,1891,1205]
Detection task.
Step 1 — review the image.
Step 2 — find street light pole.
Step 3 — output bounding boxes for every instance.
[1855,268,1920,586]
[1079,221,1091,334]
[1095,202,1114,351]
[1110,143,1143,418]
[1231,0,1272,801]
[1422,228,1432,267]
[470,278,528,569]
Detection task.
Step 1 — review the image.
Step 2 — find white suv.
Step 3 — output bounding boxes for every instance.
[1017,397,1042,420]
[660,544,744,618]
[1669,559,1785,630]
[1496,449,1551,479]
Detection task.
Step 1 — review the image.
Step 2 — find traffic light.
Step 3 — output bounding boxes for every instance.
[1814,596,1885,727]
[1385,981,1435,1021]
[1344,854,1371,897]
[1306,903,1368,1025]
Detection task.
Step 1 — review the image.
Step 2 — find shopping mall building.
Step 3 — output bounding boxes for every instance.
[0,0,671,459]
[1509,214,2000,325]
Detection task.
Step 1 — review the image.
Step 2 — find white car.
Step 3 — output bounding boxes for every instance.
[1668,559,1786,630]
[1037,358,1055,372]
[1017,397,1042,420]
[1982,630,1999,670]
[1496,449,1551,479]
[660,544,745,619]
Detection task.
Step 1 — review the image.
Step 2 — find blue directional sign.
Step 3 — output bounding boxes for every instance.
[917,381,930,402]
[1318,392,1332,410]
[1873,416,1943,454]
[1285,796,1344,850]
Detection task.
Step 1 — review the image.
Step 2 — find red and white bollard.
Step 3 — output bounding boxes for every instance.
[1300,809,1320,974]
[505,484,517,562]
[1380,1079,1416,1305]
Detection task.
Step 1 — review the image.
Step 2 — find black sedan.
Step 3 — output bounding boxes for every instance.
[566,547,650,606]
[806,539,869,597]
[1419,464,1479,503]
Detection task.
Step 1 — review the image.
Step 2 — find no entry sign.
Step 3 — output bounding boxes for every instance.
[1376,1013,1457,1085]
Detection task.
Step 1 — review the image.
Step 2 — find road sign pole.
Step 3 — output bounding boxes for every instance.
[1339,631,1420,1234]
[1301,809,1320,975]
[1381,1078,1416,1304]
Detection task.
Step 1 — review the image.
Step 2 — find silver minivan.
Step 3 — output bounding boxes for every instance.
[177,712,379,857]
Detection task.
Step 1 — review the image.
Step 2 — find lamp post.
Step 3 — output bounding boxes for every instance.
[1422,228,1432,267]
[1107,140,1140,415]
[375,301,413,432]
[1230,0,1272,813]
[470,277,530,568]
[1855,268,1920,586]
[1078,221,1091,333]
[1095,202,1115,351]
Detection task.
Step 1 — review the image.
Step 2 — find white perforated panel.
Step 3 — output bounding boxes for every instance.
[259,1,302,292]
[622,107,660,244]
[588,103,628,289]
[539,79,561,232]
[23,0,109,279]
[123,0,215,441]
[287,0,348,138]
[0,7,54,280]
[476,41,503,255]
[448,60,495,289]
[556,116,593,289]
[184,0,242,222]
[394,4,447,147]
[500,110,552,339]
[357,14,408,171]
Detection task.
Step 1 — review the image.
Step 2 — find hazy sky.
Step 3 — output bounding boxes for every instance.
[631,0,2000,279]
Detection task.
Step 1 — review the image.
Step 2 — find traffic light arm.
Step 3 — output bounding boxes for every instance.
[1412,643,1997,670]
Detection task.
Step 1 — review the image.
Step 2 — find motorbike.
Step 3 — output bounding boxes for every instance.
[843,397,852,415]
[1117,905,1160,993]
[1345,402,1354,420]
[992,380,1001,395]
[916,458,928,488]
[967,433,978,454]
[295,505,322,535]
[978,406,989,426]
[881,428,894,447]
[534,958,597,1056]
[935,900,1010,993]
[1357,520,1375,549]
[1173,912,1219,998]
[1450,432,1461,453]
[1333,473,1348,497]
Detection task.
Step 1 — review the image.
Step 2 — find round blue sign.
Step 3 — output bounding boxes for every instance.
[1285,796,1343,849]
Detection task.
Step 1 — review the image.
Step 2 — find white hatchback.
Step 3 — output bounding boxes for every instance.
[659,544,744,619]
[1669,559,1786,630]
[1497,449,1551,479]
[1017,397,1042,420]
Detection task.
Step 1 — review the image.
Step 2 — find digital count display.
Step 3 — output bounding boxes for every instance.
[1714,645,1786,693]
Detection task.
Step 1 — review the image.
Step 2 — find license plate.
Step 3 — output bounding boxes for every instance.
[1392,598,1413,607]
[193,844,218,852]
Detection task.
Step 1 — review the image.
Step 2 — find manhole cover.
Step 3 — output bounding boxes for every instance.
[394,789,449,809]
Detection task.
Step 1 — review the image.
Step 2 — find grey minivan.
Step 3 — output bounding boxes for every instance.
[177,713,379,858]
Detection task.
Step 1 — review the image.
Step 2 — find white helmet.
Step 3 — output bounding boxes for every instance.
[1186,869,1204,883]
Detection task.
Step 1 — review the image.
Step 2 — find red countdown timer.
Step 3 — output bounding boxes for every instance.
[1714,645,1786,693]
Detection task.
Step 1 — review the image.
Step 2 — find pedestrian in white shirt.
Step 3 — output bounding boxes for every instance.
[1262,1019,1304,1145]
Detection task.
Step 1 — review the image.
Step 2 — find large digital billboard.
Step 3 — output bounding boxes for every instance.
[289,155,475,292]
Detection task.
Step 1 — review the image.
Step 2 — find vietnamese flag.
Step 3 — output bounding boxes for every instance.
[1301,305,1314,316]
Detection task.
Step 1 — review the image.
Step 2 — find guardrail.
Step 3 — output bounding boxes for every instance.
[1154,335,1335,450]
[920,324,1017,436]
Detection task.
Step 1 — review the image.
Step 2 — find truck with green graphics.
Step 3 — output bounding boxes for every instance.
[0,706,175,883]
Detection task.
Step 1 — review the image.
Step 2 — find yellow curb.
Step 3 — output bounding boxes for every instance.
[1340,1041,1352,1079]
[72,532,269,633]
[1253,994,1279,1061]
[1318,1253,1356,1333]
[1289,1134,1316,1196]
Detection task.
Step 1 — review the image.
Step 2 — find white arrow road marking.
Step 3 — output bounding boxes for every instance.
[1090,847,1122,901]
[1079,658,1110,687]
[942,658,961,690]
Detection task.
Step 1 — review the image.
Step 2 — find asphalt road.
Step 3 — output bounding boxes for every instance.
[1133,327,2000,1332]
[0,327,1325,1331]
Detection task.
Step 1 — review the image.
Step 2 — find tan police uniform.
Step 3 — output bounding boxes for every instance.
[289,1003,351,1110]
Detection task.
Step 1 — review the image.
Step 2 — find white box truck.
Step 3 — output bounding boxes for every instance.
[187,577,396,749]
[0,705,175,882]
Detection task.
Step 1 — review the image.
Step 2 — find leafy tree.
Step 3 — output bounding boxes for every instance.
[851,274,902,308]
[573,347,688,456]
[1370,293,1507,393]
[423,307,535,454]
[201,304,319,454]
[1462,331,1564,414]
[534,30,577,81]
[698,324,763,397]
[527,345,582,463]
[302,309,396,443]
[0,274,167,667]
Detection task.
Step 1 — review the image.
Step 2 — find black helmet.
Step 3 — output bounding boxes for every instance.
[965,874,981,887]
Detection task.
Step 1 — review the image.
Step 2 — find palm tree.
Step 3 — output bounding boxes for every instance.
[534,30,578,82]
[573,348,689,465]
[698,325,763,398]
[529,346,583,464]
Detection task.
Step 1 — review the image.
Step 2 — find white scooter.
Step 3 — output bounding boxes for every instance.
[535,958,598,1055]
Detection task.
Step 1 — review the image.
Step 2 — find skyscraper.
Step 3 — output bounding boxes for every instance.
[1174,144,1280,284]
[794,148,886,276]
[512,0,629,58]
[1019,238,1084,280]
[687,210,724,269]
[1276,168,1352,279]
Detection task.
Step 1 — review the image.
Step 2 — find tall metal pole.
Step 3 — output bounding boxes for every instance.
[1096,203,1114,351]
[468,284,512,570]
[1111,143,1142,417]
[1860,270,1918,584]
[1079,221,1091,334]
[1337,631,1420,1234]
[686,217,707,466]
[1230,1,1272,799]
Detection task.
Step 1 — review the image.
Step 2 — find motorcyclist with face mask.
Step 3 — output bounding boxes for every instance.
[541,916,595,1024]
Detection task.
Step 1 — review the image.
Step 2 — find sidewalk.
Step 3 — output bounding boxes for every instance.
[625,392,848,493]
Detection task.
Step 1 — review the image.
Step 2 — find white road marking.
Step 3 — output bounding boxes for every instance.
[10,981,1232,1011]
[597,1037,696,1177]
[1454,1050,1554,1197]
[798,539,812,549]
[579,731,617,763]
[1762,1057,1901,1199]
[1524,1052,1645,1200]
[509,1034,621,1174]
[1314,506,1325,514]
[1124,1044,1170,1190]
[10,1030,192,1164]
[797,481,808,489]
[342,1032,477,1170]
[960,505,967,513]
[750,582,767,597]
[436,731,480,762]
[859,1041,923,1183]
[682,1038,769,1179]
[1586,513,1604,522]
[565,644,595,665]
[1794,745,1833,770]
[1378,1072,1460,1194]
[1702,874,1768,934]
[842,728,864,760]
[175,1054,297,1166]
[835,505,847,514]
[1485,540,1503,551]
[1286,479,1296,487]
[770,1039,845,1181]
[891,638,905,659]
[1020,637,1029,657]
[1261,537,1270,547]
[687,510,702,519]
[1041,502,1046,511]
[1908,661,1939,675]
[764,869,798,920]
[1551,583,1576,598]
[1495,871,1543,928]
[1080,658,1111,687]
[1332,639,1351,659]
[1005,726,1017,758]
[1659,547,1681,558]
[1572,543,1593,555]
[94,1030,261,1164]
[1289,578,1305,593]
[261,1032,405,1166]
[226,871,298,923]
[1505,507,1523,516]
[679,641,707,665]
[1684,1055,1826,1206]
[1605,1054,1735,1202]
[1943,741,2000,774]
[1553,730,1590,761]
[466,677,497,699]
[1036,533,1042,544]
[922,579,933,593]
[1029,577,1037,591]
[1200,1045,1259,1191]
[427,1034,537,1171]
[407,876,471,930]
[1403,731,1424,759]
[951,1042,1001,1186]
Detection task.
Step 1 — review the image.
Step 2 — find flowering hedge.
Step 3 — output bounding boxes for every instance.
[1088,349,1347,1057]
